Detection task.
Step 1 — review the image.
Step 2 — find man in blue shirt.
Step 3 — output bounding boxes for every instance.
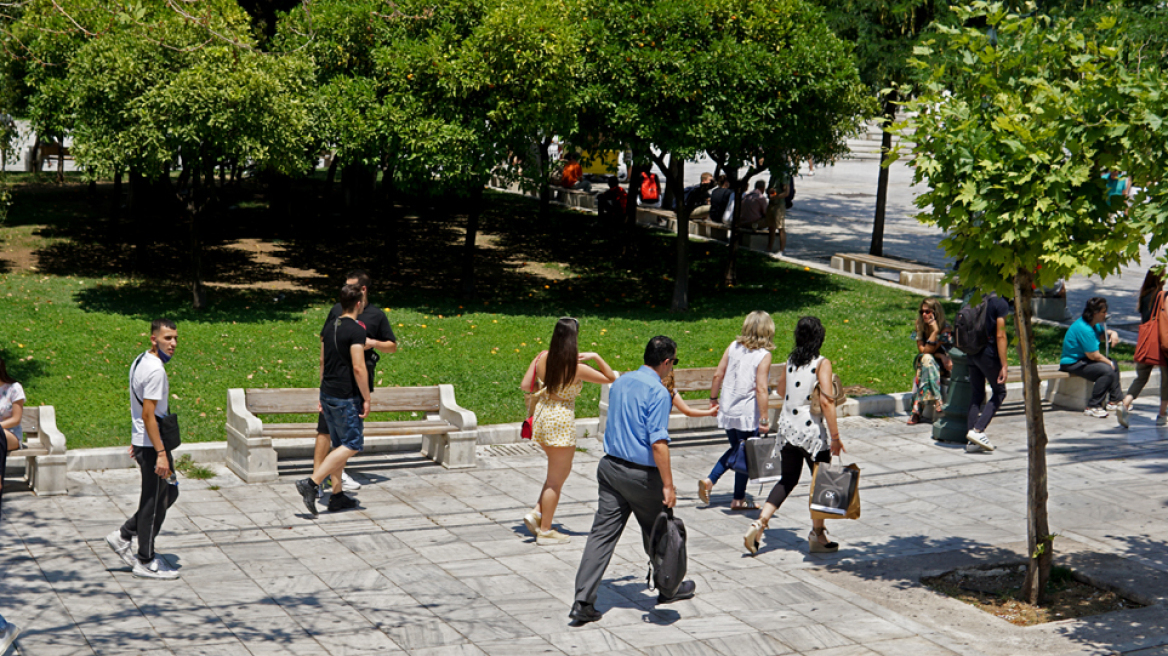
[1059,297,1122,418]
[571,336,695,623]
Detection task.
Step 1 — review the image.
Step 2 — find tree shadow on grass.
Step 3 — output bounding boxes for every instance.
[0,348,50,391]
[72,283,321,324]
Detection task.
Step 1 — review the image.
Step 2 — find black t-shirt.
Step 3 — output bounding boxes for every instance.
[709,187,732,221]
[321,316,368,399]
[983,295,1011,359]
[322,303,396,390]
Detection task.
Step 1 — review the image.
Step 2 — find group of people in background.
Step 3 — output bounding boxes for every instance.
[905,268,1168,455]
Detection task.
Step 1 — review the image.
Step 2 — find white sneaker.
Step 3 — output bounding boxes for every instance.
[0,622,20,653]
[1084,407,1109,418]
[132,556,179,580]
[1106,402,1122,412]
[536,529,570,546]
[323,472,361,492]
[966,430,995,451]
[105,530,137,570]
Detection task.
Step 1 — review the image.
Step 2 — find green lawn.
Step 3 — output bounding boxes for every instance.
[0,184,1130,449]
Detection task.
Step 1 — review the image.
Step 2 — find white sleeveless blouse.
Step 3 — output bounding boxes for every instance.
[777,356,827,454]
[716,342,771,432]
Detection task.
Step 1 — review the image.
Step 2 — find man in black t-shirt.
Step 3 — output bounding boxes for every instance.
[966,292,1012,452]
[295,284,372,517]
[313,270,397,499]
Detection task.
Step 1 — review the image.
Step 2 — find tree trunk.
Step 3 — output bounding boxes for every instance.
[1014,268,1052,604]
[189,165,207,310]
[725,178,746,286]
[661,154,681,211]
[625,146,644,230]
[381,163,398,268]
[538,137,552,223]
[324,154,339,198]
[659,154,688,312]
[870,93,898,257]
[460,185,485,298]
[57,147,65,183]
[112,169,124,217]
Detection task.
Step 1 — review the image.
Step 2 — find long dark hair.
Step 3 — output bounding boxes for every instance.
[788,316,825,368]
[1138,269,1165,313]
[0,358,14,385]
[544,318,579,393]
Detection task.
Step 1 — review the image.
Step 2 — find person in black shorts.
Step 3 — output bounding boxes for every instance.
[297,284,372,517]
[313,270,397,502]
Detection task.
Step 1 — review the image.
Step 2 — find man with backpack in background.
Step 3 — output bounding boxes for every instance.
[570,336,695,624]
[955,292,1012,451]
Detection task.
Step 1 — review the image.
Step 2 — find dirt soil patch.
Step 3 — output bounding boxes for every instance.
[922,563,1143,627]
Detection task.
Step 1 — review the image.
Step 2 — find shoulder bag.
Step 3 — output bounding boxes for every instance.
[810,371,846,417]
[131,354,181,452]
[521,353,544,439]
[1136,291,1166,366]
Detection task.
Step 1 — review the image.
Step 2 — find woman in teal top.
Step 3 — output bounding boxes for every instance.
[1058,297,1122,417]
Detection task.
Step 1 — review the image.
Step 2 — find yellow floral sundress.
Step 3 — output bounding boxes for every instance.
[532,379,584,448]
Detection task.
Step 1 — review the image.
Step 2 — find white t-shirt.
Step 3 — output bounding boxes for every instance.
[1,381,26,439]
[130,352,169,448]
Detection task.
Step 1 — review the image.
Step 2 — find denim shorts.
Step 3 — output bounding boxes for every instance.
[320,393,364,452]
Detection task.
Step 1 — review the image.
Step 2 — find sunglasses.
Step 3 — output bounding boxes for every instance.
[919,309,934,315]
[668,357,681,365]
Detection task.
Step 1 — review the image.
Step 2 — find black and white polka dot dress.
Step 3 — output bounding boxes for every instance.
[777,356,827,455]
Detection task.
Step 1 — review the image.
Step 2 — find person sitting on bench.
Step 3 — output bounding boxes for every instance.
[1059,296,1122,418]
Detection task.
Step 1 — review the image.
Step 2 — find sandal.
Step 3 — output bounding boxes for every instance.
[808,527,839,553]
[730,501,760,511]
[907,413,921,426]
[698,479,710,505]
[744,520,766,555]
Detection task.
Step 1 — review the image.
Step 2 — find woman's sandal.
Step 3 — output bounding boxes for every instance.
[808,527,839,553]
[698,479,710,505]
[907,413,922,426]
[744,520,766,555]
[730,501,760,511]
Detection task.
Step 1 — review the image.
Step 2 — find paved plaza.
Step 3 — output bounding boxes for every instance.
[2,397,1167,656]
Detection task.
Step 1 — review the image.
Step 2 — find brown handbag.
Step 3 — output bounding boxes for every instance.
[1135,291,1165,365]
[810,373,846,416]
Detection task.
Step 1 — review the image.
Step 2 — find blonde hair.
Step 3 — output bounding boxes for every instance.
[736,311,775,351]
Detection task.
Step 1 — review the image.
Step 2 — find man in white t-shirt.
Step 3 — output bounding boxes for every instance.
[105,319,181,580]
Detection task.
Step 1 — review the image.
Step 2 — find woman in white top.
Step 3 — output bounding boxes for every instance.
[698,311,774,510]
[744,316,846,555]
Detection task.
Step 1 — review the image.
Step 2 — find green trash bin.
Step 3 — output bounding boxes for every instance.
[933,347,971,443]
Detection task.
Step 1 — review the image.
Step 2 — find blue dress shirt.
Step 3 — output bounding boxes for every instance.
[604,365,672,467]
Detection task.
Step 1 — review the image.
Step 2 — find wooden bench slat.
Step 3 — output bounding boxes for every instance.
[662,366,783,393]
[263,420,454,437]
[245,387,442,415]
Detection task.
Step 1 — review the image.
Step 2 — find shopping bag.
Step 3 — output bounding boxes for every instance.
[744,436,782,484]
[808,461,861,520]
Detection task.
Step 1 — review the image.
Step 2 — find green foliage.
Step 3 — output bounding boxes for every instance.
[901,2,1168,297]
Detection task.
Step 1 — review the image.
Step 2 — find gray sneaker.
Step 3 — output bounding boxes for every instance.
[1117,404,1130,429]
[132,556,179,580]
[0,622,20,653]
[105,530,137,570]
[1158,415,1168,427]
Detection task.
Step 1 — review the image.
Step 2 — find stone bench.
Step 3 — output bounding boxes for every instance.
[598,365,842,436]
[549,187,597,210]
[831,252,949,296]
[225,386,478,483]
[8,406,68,496]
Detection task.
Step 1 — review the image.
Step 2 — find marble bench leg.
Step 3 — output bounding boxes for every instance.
[29,454,68,496]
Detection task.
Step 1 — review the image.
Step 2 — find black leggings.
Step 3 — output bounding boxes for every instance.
[765,444,831,508]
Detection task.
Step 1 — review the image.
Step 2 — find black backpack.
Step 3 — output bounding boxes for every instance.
[954,295,993,355]
[647,508,687,599]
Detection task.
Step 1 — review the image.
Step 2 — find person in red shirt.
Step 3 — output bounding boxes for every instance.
[597,177,627,222]
[560,153,592,192]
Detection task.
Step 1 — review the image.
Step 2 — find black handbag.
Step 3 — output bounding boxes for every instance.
[131,354,182,452]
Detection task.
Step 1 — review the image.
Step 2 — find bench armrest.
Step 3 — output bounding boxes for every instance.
[36,405,67,455]
[226,388,263,437]
[438,384,477,431]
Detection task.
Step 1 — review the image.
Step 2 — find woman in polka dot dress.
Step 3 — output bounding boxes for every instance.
[744,316,846,555]
[520,318,616,546]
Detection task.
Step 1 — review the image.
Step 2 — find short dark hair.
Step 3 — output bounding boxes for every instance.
[346,269,372,290]
[150,319,176,335]
[607,176,619,188]
[644,336,677,367]
[754,180,766,190]
[339,283,364,312]
[1082,297,1108,323]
